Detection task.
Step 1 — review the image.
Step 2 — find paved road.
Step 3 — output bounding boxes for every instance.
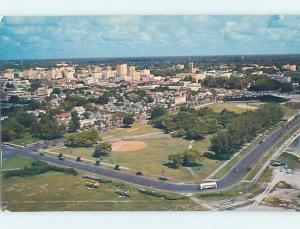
[2,114,300,193]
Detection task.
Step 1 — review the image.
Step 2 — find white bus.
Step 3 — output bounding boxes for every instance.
[199,182,218,190]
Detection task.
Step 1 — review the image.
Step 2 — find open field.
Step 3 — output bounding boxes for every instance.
[206,102,258,113]
[111,140,147,152]
[101,122,163,139]
[1,157,204,211]
[50,134,221,182]
[1,156,35,170]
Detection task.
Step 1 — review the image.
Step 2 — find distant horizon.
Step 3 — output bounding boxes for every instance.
[2,53,300,62]
[1,16,300,60]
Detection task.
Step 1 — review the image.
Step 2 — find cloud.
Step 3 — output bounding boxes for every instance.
[1,16,300,60]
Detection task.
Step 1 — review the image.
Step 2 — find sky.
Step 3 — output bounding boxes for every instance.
[1,15,300,60]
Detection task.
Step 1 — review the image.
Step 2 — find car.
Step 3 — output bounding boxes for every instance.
[286,169,292,174]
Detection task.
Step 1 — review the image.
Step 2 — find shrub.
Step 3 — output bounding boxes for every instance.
[93,142,112,158]
[158,176,168,181]
[82,175,112,183]
[138,189,187,200]
[136,171,143,176]
[4,161,77,179]
[31,161,47,166]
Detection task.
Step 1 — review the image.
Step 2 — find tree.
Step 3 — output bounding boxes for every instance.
[5,82,15,89]
[9,95,21,103]
[64,130,101,147]
[123,115,134,127]
[31,114,65,140]
[97,95,109,105]
[210,104,284,160]
[30,80,43,91]
[181,149,201,166]
[168,154,183,168]
[150,106,168,119]
[15,111,37,129]
[168,149,201,168]
[52,88,61,94]
[1,118,25,141]
[185,128,204,140]
[93,142,112,157]
[68,111,80,132]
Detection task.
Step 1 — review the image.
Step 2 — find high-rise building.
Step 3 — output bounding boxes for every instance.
[128,66,136,76]
[189,62,195,74]
[290,64,297,72]
[116,64,128,77]
[132,71,141,81]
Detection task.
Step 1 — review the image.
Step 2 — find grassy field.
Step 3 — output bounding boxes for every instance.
[207,102,257,113]
[1,156,34,170]
[101,122,163,139]
[51,134,221,182]
[2,157,204,211]
[9,132,39,146]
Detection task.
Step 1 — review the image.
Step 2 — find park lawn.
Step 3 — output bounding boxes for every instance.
[104,136,220,182]
[52,146,96,159]
[101,122,162,139]
[52,136,219,182]
[9,132,39,146]
[207,102,254,113]
[192,135,223,180]
[104,138,195,182]
[2,167,204,211]
[2,156,35,170]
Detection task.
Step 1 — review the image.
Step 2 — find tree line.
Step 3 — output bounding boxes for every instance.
[210,103,284,160]
[151,106,237,140]
[1,111,64,142]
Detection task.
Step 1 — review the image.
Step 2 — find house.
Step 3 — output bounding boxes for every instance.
[55,112,71,125]
[72,106,86,115]
[79,118,96,128]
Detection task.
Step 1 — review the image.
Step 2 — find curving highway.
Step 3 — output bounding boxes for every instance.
[2,114,300,193]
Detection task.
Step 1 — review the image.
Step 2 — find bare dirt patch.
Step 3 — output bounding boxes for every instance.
[112,140,147,152]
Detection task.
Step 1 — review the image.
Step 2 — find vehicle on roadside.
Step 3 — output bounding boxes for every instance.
[271,160,286,167]
[286,169,292,174]
[199,182,218,190]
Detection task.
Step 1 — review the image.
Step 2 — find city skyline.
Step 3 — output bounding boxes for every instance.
[1,15,300,60]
